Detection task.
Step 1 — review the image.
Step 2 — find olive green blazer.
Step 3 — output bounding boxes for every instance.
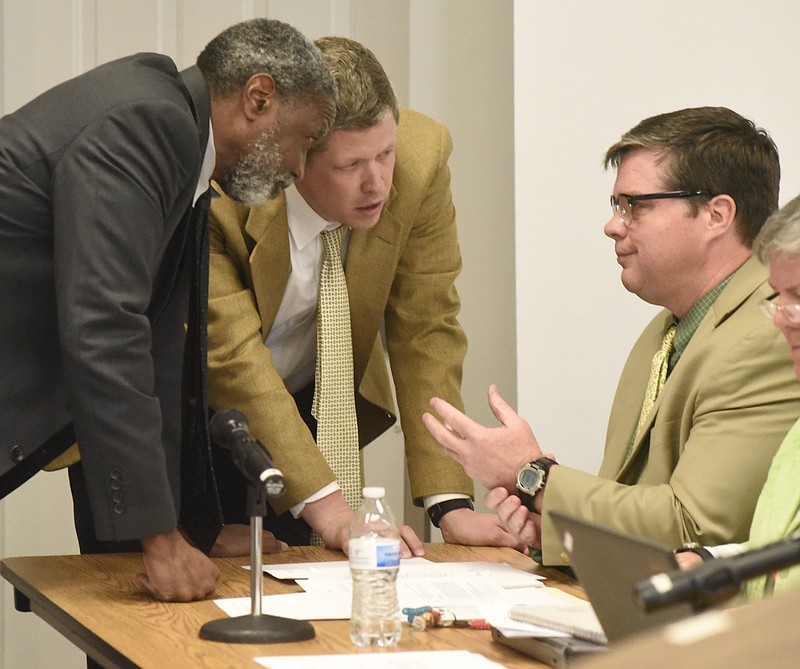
[541,256,800,564]
[207,109,472,513]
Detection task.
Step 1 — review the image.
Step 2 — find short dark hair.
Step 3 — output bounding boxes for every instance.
[310,36,399,153]
[605,107,780,247]
[197,19,336,106]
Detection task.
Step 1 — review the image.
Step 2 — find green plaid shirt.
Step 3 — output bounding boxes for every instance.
[668,273,735,372]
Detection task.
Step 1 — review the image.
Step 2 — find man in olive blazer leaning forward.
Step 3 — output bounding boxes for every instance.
[207,37,520,552]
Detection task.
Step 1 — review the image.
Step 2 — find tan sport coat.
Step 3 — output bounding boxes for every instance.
[207,108,472,513]
[541,256,800,564]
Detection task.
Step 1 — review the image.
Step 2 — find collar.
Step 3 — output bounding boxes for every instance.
[193,120,216,205]
[669,270,737,369]
[285,184,344,249]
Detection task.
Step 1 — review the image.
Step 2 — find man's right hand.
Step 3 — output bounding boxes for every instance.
[301,490,425,557]
[422,384,543,492]
[137,529,220,602]
[301,490,354,551]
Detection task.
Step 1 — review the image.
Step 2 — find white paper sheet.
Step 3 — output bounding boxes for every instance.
[215,580,545,621]
[254,650,509,669]
[217,559,547,625]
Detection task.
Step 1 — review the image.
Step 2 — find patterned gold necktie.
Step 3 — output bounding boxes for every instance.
[627,324,677,459]
[312,227,362,538]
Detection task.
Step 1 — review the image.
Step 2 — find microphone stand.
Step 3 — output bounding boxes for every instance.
[199,480,315,643]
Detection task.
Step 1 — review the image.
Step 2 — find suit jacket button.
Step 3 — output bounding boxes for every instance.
[113,503,125,515]
[110,467,122,479]
[10,445,25,462]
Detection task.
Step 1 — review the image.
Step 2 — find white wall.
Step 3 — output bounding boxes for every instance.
[0,2,515,666]
[515,0,800,474]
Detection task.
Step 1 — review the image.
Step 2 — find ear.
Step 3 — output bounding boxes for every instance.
[242,73,277,121]
[705,194,737,237]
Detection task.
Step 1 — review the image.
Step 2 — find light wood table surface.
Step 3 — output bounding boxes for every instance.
[1,543,583,668]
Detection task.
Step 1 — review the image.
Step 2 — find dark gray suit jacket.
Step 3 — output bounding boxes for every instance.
[0,53,212,543]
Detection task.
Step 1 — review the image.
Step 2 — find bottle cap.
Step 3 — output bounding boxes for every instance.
[363,486,385,498]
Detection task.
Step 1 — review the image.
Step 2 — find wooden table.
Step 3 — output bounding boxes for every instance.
[1,544,582,668]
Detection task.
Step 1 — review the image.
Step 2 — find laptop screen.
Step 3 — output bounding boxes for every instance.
[548,510,695,643]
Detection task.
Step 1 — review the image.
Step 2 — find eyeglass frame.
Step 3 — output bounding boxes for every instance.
[760,298,800,326]
[610,190,711,226]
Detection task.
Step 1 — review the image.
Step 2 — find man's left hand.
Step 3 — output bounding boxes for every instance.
[485,487,542,550]
[437,507,528,552]
[209,524,288,557]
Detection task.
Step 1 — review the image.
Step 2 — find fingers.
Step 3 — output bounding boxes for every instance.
[139,531,220,601]
[137,560,219,602]
[263,532,288,553]
[486,488,541,548]
[485,486,512,510]
[486,384,518,427]
[399,524,425,558]
[209,524,288,557]
[425,397,475,441]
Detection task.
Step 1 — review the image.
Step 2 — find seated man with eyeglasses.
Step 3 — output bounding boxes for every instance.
[422,106,800,565]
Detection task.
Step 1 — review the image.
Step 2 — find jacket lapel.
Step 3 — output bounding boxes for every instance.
[345,185,401,384]
[246,196,292,333]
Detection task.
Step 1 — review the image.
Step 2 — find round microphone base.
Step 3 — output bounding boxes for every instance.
[200,614,315,644]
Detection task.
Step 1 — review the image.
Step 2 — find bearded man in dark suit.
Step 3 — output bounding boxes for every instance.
[0,18,335,602]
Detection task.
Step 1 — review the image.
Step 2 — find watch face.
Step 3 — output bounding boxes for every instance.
[518,466,544,493]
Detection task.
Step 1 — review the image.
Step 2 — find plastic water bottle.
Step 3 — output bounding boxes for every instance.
[348,486,402,647]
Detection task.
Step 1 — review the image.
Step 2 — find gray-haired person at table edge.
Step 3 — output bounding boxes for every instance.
[674,193,800,604]
[423,106,800,565]
[0,18,335,602]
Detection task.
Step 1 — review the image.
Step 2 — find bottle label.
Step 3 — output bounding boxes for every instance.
[349,537,400,569]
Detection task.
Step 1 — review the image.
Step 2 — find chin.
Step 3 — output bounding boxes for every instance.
[346,216,381,231]
[619,273,639,295]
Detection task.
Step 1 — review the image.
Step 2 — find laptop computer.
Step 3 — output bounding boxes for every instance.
[547,510,695,642]
[494,511,696,665]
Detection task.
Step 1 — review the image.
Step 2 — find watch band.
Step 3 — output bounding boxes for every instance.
[427,498,474,528]
[674,543,714,562]
[517,457,557,512]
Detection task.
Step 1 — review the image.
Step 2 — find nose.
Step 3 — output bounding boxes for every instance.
[774,309,800,330]
[604,211,627,239]
[361,162,383,194]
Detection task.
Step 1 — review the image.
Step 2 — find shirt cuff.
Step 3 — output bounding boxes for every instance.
[290,482,341,518]
[707,542,746,559]
[422,493,471,510]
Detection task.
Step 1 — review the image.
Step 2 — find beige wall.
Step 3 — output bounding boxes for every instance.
[0,1,515,666]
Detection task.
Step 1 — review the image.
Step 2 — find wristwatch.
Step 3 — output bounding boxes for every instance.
[427,498,474,528]
[674,542,714,562]
[516,457,558,511]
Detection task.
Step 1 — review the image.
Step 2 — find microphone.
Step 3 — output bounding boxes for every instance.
[635,529,800,613]
[209,409,286,498]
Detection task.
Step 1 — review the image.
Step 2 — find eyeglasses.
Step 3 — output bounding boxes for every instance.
[610,190,710,227]
[760,298,800,325]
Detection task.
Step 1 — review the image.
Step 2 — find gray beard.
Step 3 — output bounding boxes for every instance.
[221,123,295,206]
